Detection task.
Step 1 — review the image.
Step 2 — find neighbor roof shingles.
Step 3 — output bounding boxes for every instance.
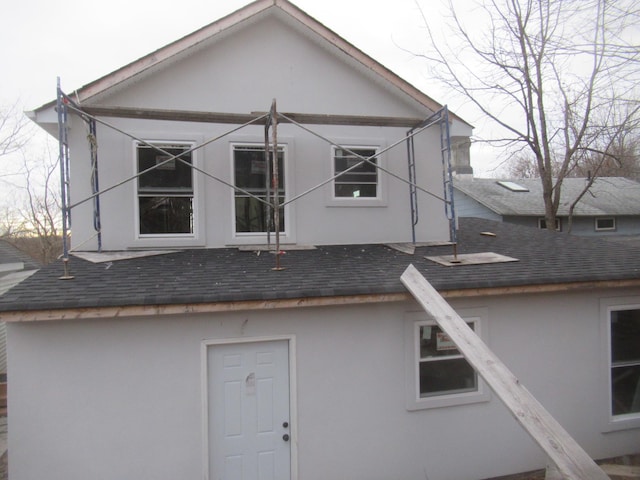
[1,217,640,314]
[454,177,640,217]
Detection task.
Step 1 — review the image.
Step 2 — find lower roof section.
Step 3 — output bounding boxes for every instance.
[1,217,640,321]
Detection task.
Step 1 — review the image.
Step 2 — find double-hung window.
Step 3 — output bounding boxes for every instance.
[405,310,490,410]
[609,308,640,418]
[332,146,379,199]
[137,142,194,235]
[233,145,285,234]
[418,322,477,397]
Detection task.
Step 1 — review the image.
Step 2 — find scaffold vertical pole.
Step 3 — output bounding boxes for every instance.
[406,130,419,244]
[88,119,102,252]
[440,106,457,249]
[56,78,74,279]
[271,99,284,271]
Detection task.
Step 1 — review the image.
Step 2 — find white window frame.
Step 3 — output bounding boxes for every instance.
[600,297,640,431]
[538,217,562,231]
[595,217,616,232]
[404,308,491,410]
[133,139,205,247]
[230,142,292,243]
[328,142,387,207]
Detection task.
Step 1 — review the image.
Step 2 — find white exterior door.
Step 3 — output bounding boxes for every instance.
[207,340,291,480]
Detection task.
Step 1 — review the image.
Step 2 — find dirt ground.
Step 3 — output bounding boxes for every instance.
[0,451,6,480]
[483,453,640,479]
[0,451,635,479]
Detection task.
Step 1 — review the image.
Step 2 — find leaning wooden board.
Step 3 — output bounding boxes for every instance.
[401,264,609,480]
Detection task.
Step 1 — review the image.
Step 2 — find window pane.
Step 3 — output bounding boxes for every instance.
[420,323,474,358]
[334,148,378,198]
[138,145,193,191]
[234,148,284,190]
[419,358,477,397]
[234,196,285,233]
[234,146,285,233]
[611,364,640,415]
[334,184,378,198]
[597,218,615,230]
[611,309,640,363]
[139,197,193,234]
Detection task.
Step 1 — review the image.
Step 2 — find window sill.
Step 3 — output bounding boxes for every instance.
[229,232,295,246]
[602,413,640,432]
[327,198,387,208]
[133,234,205,248]
[407,387,491,411]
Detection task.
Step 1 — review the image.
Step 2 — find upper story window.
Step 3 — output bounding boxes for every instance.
[609,308,640,418]
[233,145,285,234]
[596,217,616,231]
[333,146,379,199]
[137,142,194,236]
[405,309,490,410]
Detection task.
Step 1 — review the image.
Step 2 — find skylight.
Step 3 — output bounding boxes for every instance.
[497,180,529,192]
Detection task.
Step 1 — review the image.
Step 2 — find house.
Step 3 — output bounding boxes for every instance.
[0,240,39,382]
[454,176,640,236]
[1,1,639,479]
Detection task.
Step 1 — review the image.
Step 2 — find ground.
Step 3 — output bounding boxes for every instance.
[483,454,640,479]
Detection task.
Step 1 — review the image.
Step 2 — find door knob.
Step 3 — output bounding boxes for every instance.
[283,434,290,442]
[282,422,289,428]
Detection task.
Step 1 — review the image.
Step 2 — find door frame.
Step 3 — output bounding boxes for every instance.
[201,335,298,480]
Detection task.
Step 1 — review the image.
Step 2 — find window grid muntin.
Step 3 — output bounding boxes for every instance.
[233,144,286,234]
[609,307,640,417]
[417,320,478,398]
[333,146,379,199]
[136,142,195,236]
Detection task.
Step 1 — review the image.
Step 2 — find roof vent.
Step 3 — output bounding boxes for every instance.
[497,180,529,192]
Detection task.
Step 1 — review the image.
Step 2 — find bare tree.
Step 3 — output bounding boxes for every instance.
[418,0,640,230]
[0,148,62,264]
[0,103,32,159]
[0,104,61,264]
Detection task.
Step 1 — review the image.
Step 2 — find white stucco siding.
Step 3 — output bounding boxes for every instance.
[69,118,450,250]
[97,16,429,119]
[7,288,640,480]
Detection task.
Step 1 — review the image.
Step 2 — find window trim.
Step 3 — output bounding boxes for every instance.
[600,297,640,432]
[133,139,204,246]
[404,308,491,410]
[595,217,616,232]
[538,217,562,231]
[327,142,387,207]
[230,142,292,243]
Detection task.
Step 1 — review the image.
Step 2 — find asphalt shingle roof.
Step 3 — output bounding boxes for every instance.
[1,217,640,314]
[454,177,640,217]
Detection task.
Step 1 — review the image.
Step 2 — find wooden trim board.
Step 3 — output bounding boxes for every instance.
[400,264,609,480]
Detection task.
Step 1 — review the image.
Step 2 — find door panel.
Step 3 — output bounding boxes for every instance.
[208,340,290,480]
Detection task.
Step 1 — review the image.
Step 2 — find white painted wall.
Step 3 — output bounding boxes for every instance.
[62,14,469,251]
[8,288,640,480]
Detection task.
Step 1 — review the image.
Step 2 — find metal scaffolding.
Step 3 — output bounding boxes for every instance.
[56,83,456,274]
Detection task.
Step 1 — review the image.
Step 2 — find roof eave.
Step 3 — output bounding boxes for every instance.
[4,278,640,323]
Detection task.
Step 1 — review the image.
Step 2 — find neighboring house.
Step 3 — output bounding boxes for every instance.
[454,176,640,236]
[0,240,39,381]
[0,2,638,480]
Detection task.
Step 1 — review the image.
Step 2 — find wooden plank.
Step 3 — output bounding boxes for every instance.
[81,106,423,127]
[400,264,610,480]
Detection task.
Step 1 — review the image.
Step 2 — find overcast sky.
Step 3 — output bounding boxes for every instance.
[1,0,498,174]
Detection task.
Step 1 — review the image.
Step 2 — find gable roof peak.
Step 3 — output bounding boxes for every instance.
[31,0,469,127]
